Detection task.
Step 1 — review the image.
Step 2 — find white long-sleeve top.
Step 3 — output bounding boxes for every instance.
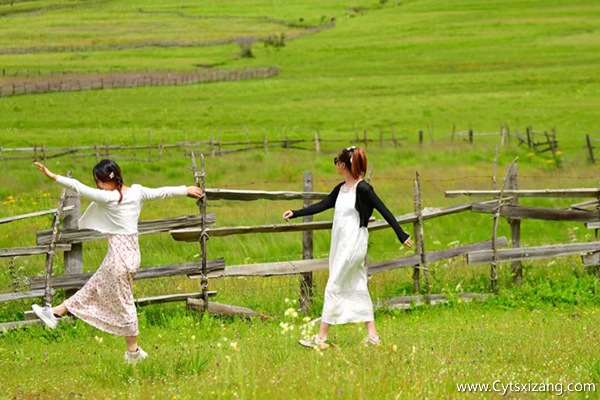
[56,175,188,234]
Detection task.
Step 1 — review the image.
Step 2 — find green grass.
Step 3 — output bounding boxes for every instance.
[1,0,600,398]
[1,303,599,399]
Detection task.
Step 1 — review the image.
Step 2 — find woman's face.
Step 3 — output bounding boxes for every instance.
[335,158,348,176]
[94,176,117,191]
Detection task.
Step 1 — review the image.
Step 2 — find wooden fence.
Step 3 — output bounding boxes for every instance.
[0,67,279,98]
[2,125,592,164]
[2,159,600,330]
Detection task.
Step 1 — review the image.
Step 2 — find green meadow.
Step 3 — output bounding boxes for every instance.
[1,0,600,398]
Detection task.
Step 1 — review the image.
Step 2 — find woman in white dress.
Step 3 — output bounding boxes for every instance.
[283,147,413,348]
[32,160,204,363]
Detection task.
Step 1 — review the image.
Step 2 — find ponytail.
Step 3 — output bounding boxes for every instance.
[350,147,367,179]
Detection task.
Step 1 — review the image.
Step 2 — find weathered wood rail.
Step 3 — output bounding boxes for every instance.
[36,214,215,245]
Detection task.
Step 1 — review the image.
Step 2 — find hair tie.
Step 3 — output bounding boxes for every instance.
[109,172,115,179]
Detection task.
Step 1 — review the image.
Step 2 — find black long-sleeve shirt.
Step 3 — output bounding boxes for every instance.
[291,181,410,244]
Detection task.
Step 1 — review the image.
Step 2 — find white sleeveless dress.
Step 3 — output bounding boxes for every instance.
[321,181,374,325]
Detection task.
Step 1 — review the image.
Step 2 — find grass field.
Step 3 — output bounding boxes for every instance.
[1,0,600,398]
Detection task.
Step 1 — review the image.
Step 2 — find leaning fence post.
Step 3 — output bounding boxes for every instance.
[43,172,70,306]
[586,134,595,164]
[506,162,522,283]
[412,173,421,294]
[63,188,82,298]
[414,172,430,302]
[299,172,314,314]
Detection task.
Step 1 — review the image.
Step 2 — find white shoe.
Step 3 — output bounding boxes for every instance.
[31,304,59,329]
[124,347,148,364]
[363,335,381,346]
[299,334,328,350]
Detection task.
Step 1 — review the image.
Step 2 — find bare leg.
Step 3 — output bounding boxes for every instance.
[52,303,68,317]
[365,321,379,339]
[318,321,330,341]
[125,336,139,353]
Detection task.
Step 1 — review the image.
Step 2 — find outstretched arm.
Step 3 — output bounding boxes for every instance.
[34,162,118,203]
[283,183,342,221]
[138,185,204,201]
[365,185,413,247]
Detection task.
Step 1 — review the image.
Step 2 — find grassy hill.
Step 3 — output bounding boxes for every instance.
[1,1,600,398]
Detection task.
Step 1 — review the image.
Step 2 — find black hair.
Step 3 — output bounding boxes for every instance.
[93,159,124,203]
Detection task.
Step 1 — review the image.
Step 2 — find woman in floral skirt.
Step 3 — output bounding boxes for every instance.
[32,159,204,363]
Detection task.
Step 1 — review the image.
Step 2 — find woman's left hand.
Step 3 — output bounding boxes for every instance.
[186,186,205,199]
[403,237,413,248]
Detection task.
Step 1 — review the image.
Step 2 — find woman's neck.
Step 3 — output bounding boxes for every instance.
[344,175,360,186]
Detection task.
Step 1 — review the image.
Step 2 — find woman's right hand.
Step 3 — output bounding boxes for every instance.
[282,210,294,221]
[33,162,58,181]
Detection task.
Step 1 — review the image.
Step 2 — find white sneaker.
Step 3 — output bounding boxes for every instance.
[124,347,148,364]
[31,304,59,329]
[299,334,328,350]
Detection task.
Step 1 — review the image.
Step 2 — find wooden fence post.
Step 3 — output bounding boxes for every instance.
[314,131,320,154]
[299,172,314,314]
[8,259,19,292]
[192,152,210,311]
[468,128,473,144]
[414,172,430,302]
[501,124,507,146]
[418,130,423,147]
[63,189,82,298]
[44,177,70,306]
[412,174,421,293]
[507,162,522,283]
[586,134,595,164]
[263,136,268,154]
[132,133,136,159]
[546,131,558,165]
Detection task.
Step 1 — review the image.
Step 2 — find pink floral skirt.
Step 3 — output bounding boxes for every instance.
[64,234,141,336]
